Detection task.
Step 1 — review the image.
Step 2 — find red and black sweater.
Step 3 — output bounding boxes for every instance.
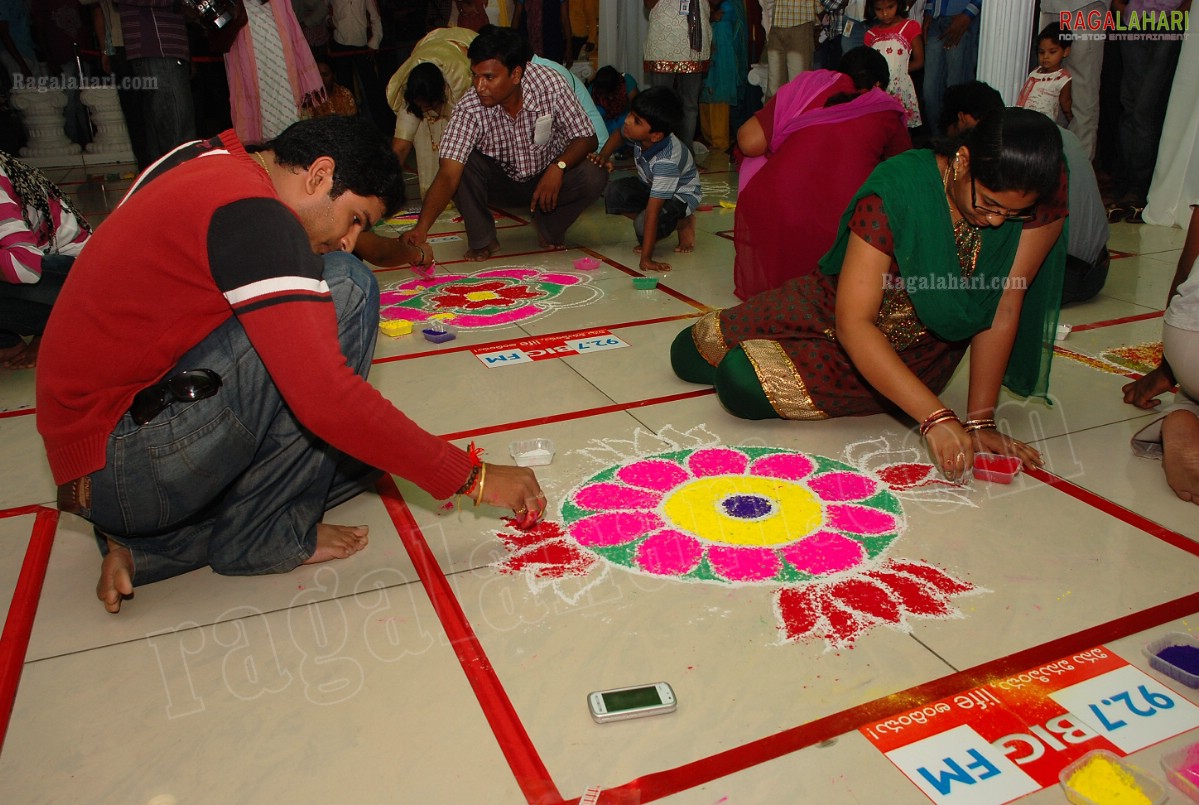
[36,130,470,497]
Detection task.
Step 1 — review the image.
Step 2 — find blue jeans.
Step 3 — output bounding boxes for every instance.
[0,253,74,347]
[1116,38,1182,202]
[922,15,980,136]
[129,57,195,168]
[82,253,383,585]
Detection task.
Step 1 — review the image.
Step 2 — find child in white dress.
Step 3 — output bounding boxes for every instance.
[863,0,923,130]
[1016,23,1073,127]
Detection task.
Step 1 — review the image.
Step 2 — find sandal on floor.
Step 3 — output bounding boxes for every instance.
[1125,204,1146,224]
[1106,202,1128,223]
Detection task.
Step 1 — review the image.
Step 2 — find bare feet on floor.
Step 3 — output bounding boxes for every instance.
[1162,410,1199,504]
[464,241,500,261]
[97,537,134,614]
[538,235,566,251]
[303,523,369,564]
[675,215,696,253]
[0,336,39,369]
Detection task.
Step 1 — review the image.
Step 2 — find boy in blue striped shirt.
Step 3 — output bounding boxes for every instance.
[589,87,702,272]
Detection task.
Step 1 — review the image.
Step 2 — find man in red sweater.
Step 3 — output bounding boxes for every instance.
[36,116,544,613]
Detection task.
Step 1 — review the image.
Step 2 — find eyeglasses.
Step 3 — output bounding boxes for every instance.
[971,178,1036,223]
[129,369,222,426]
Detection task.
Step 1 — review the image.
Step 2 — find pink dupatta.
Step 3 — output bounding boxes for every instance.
[226,0,325,143]
[738,70,904,193]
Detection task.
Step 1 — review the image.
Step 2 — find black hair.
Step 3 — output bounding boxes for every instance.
[836,47,890,92]
[403,62,448,118]
[1036,21,1069,49]
[261,116,406,216]
[630,86,682,136]
[592,65,622,95]
[938,80,1004,135]
[868,0,908,18]
[937,106,1062,200]
[468,24,533,72]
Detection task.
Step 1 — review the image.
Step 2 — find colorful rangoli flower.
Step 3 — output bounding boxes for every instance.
[494,443,980,649]
[380,267,593,330]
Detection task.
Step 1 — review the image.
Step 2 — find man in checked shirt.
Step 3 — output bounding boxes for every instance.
[403,25,607,261]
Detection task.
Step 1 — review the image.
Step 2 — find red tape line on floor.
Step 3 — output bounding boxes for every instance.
[376,475,563,805]
[1070,310,1163,333]
[0,505,58,753]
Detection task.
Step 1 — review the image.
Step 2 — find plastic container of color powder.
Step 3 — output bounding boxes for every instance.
[972,453,1021,484]
[421,322,457,343]
[509,438,555,467]
[1161,741,1199,802]
[1144,632,1199,688]
[572,256,601,271]
[379,319,413,337]
[1060,750,1167,805]
[632,276,659,290]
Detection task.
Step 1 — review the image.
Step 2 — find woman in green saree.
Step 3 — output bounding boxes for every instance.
[672,107,1068,483]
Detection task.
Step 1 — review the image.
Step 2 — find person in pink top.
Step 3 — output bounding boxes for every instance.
[731,47,910,300]
[0,151,90,369]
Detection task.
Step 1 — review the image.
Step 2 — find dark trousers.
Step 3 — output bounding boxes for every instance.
[604,176,689,241]
[0,254,74,347]
[329,41,393,131]
[454,150,608,249]
[1061,248,1111,306]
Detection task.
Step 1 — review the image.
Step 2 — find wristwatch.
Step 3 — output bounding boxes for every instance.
[555,160,568,171]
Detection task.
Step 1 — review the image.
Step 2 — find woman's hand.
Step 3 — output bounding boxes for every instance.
[924,420,972,483]
[477,463,548,530]
[972,428,1043,470]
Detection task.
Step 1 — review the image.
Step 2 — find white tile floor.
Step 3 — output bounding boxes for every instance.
[1,155,1197,804]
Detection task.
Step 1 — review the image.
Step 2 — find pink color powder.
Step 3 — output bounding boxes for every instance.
[573,482,662,512]
[750,452,815,481]
[569,511,661,547]
[781,532,865,575]
[636,530,704,576]
[808,472,879,502]
[616,459,691,492]
[708,545,782,582]
[825,504,897,536]
[687,447,749,478]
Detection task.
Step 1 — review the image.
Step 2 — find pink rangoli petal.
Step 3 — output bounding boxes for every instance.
[749,452,815,481]
[826,504,897,536]
[781,531,865,576]
[807,471,879,502]
[568,511,662,548]
[538,273,582,285]
[635,530,704,576]
[687,447,749,478]
[708,545,781,582]
[615,459,691,492]
[573,482,662,512]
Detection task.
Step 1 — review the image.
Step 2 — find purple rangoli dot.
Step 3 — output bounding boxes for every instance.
[721,494,774,519]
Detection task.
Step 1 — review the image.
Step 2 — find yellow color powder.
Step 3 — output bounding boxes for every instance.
[1067,755,1153,804]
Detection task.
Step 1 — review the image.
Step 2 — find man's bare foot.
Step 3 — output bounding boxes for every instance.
[97,537,134,614]
[463,241,500,261]
[537,235,567,251]
[633,244,642,253]
[674,215,696,253]
[1162,410,1199,504]
[303,523,369,564]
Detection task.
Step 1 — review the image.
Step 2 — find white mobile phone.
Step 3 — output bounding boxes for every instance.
[587,682,676,723]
